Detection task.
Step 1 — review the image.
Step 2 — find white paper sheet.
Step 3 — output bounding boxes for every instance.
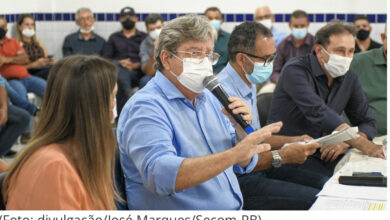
[311,197,386,210]
[317,182,387,201]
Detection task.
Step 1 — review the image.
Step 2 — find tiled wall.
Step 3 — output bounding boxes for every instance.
[2,12,387,23]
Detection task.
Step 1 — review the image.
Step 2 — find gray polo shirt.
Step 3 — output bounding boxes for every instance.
[62,32,106,57]
[139,35,154,70]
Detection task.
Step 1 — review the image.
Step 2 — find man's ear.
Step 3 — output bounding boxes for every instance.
[160,50,171,70]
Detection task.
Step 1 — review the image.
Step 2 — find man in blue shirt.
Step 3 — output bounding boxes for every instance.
[254,6,287,46]
[204,7,230,73]
[218,21,327,210]
[268,22,385,177]
[117,15,294,210]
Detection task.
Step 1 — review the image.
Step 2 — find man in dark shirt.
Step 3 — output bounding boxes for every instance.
[103,7,147,115]
[62,7,106,56]
[353,15,382,53]
[268,22,385,176]
[271,10,314,83]
[204,7,230,73]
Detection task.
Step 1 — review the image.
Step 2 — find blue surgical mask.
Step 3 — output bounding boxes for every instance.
[210,20,221,31]
[242,55,273,84]
[291,28,307,40]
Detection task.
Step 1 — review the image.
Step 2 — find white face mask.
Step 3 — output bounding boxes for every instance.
[170,55,213,93]
[80,26,94,34]
[22,28,35,37]
[321,47,353,78]
[258,19,273,29]
[149,28,162,40]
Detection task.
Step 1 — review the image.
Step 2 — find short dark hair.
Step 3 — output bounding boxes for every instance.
[291,10,308,20]
[145,14,164,28]
[228,21,273,62]
[314,21,356,48]
[353,15,370,24]
[204,6,222,15]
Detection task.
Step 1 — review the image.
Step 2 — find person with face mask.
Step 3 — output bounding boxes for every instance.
[351,24,387,137]
[63,7,106,57]
[353,15,382,53]
[103,7,147,116]
[139,14,164,87]
[117,15,296,210]
[217,21,328,210]
[268,21,384,178]
[204,7,230,73]
[16,14,53,80]
[271,10,314,83]
[254,6,287,47]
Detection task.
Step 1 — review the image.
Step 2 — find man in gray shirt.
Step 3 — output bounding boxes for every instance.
[138,14,164,88]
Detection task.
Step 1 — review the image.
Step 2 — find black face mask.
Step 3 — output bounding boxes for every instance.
[121,19,135,30]
[357,29,370,41]
[0,27,6,40]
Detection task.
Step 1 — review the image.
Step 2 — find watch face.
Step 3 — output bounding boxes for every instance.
[272,151,283,168]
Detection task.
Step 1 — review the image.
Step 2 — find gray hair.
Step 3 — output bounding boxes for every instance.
[76,7,93,20]
[154,14,217,71]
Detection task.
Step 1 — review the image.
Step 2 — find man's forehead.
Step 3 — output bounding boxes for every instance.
[79,11,93,17]
[328,34,355,47]
[180,40,213,51]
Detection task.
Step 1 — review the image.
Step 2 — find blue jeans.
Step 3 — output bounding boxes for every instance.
[0,105,30,156]
[8,75,46,98]
[5,81,36,115]
[115,62,143,115]
[238,165,329,210]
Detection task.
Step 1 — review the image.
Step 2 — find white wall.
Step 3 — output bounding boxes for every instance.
[1,0,387,60]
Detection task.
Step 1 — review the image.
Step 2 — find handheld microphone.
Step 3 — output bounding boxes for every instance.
[203,75,254,134]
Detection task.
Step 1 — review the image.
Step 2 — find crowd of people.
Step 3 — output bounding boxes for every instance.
[0,4,387,210]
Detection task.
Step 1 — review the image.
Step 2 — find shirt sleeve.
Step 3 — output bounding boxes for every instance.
[102,35,115,59]
[118,99,185,196]
[62,36,72,57]
[271,44,285,83]
[139,39,151,70]
[282,64,345,134]
[343,71,377,139]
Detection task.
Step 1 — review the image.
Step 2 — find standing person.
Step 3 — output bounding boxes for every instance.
[204,7,230,73]
[16,14,54,79]
[63,7,106,56]
[271,10,314,83]
[103,7,147,115]
[268,22,385,177]
[254,6,287,46]
[353,15,382,53]
[2,55,119,210]
[139,14,164,87]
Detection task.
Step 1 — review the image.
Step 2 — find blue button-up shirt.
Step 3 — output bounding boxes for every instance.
[117,71,258,210]
[268,53,376,139]
[218,63,261,131]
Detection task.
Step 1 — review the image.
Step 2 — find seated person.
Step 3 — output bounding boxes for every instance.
[16,14,54,79]
[0,74,30,157]
[218,21,328,210]
[139,14,164,87]
[63,7,106,56]
[3,55,119,210]
[268,21,385,177]
[117,15,321,210]
[0,16,46,99]
[103,7,147,115]
[204,7,230,73]
[353,15,382,53]
[351,25,387,136]
[254,6,287,46]
[271,10,314,83]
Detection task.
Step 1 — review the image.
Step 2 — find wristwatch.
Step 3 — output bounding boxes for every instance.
[271,150,283,168]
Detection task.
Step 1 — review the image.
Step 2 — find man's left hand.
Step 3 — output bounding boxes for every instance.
[320,142,350,162]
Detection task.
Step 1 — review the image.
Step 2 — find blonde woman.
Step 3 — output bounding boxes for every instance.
[2,55,119,210]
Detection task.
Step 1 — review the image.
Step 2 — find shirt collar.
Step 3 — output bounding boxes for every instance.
[78,32,96,40]
[224,63,254,98]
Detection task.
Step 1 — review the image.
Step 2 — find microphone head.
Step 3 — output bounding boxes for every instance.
[203,75,220,91]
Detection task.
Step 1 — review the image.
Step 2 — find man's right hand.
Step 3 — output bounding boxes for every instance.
[119,58,133,70]
[232,122,282,167]
[279,142,320,164]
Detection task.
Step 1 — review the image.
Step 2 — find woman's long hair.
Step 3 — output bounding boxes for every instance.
[2,55,119,209]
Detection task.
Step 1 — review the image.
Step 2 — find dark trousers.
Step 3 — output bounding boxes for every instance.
[115,62,144,115]
[238,165,329,210]
[0,105,30,156]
